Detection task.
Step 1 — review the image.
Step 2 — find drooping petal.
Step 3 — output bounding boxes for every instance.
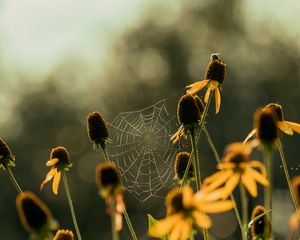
[222,173,240,199]
[200,200,234,213]
[202,170,231,192]
[115,212,123,231]
[215,87,221,114]
[204,87,211,103]
[218,163,236,169]
[243,128,257,144]
[289,212,299,233]
[179,220,192,240]
[277,121,293,135]
[169,221,182,240]
[46,158,59,166]
[182,186,194,208]
[149,214,179,237]
[171,126,184,144]
[186,80,209,95]
[249,161,267,177]
[285,121,300,134]
[241,171,257,197]
[52,171,61,195]
[40,168,57,191]
[247,168,269,186]
[192,211,212,229]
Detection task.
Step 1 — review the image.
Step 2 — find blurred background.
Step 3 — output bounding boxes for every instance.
[1,0,300,239]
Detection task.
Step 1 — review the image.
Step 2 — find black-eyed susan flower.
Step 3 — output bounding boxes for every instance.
[171,94,201,144]
[40,147,72,195]
[187,53,226,114]
[250,205,271,239]
[0,138,15,170]
[87,111,110,150]
[288,176,300,234]
[96,162,125,231]
[54,229,74,240]
[149,186,234,240]
[203,142,269,199]
[16,191,57,238]
[245,103,300,144]
[174,152,194,184]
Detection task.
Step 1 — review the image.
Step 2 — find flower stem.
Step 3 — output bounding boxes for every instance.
[180,93,212,188]
[100,148,138,240]
[277,138,299,216]
[203,126,245,240]
[239,184,248,239]
[110,196,119,240]
[263,146,272,222]
[123,207,137,240]
[61,171,83,240]
[6,165,23,194]
[189,127,201,190]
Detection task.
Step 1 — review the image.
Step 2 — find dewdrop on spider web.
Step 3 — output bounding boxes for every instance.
[106,99,179,202]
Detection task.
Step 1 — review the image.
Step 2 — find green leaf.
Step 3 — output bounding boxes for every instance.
[147,214,168,240]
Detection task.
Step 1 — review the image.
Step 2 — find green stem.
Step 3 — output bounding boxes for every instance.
[203,125,246,240]
[123,208,137,240]
[277,138,299,216]
[101,148,138,240]
[62,171,83,240]
[102,147,110,163]
[239,184,248,239]
[6,165,23,194]
[263,147,272,221]
[180,94,212,188]
[110,196,119,240]
[189,127,201,190]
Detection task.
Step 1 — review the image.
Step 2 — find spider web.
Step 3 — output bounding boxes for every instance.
[107,99,179,202]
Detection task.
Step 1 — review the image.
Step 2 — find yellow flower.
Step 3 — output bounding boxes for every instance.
[186,53,226,114]
[0,138,16,170]
[149,186,234,240]
[245,103,300,143]
[203,142,269,199]
[54,229,74,240]
[40,147,72,195]
[171,94,202,144]
[95,162,125,231]
[289,175,300,234]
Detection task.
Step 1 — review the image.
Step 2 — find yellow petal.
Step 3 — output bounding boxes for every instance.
[46,158,59,166]
[215,87,221,114]
[179,220,192,240]
[243,129,257,144]
[210,80,219,89]
[115,213,123,231]
[192,210,212,229]
[218,163,236,169]
[200,200,234,213]
[249,160,267,177]
[241,171,257,197]
[169,222,182,240]
[289,212,299,232]
[204,87,211,103]
[186,80,209,95]
[285,121,300,134]
[222,173,240,199]
[40,168,56,191]
[277,121,293,135]
[247,168,269,186]
[202,170,231,192]
[52,170,61,195]
[149,214,179,237]
[182,187,194,208]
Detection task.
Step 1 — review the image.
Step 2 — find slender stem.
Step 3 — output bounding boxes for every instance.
[189,127,201,190]
[277,138,299,216]
[239,184,248,239]
[6,165,23,194]
[203,125,246,239]
[123,208,137,240]
[263,147,272,221]
[110,196,119,240]
[101,147,109,163]
[101,148,138,240]
[180,94,212,189]
[189,230,195,240]
[61,171,83,240]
